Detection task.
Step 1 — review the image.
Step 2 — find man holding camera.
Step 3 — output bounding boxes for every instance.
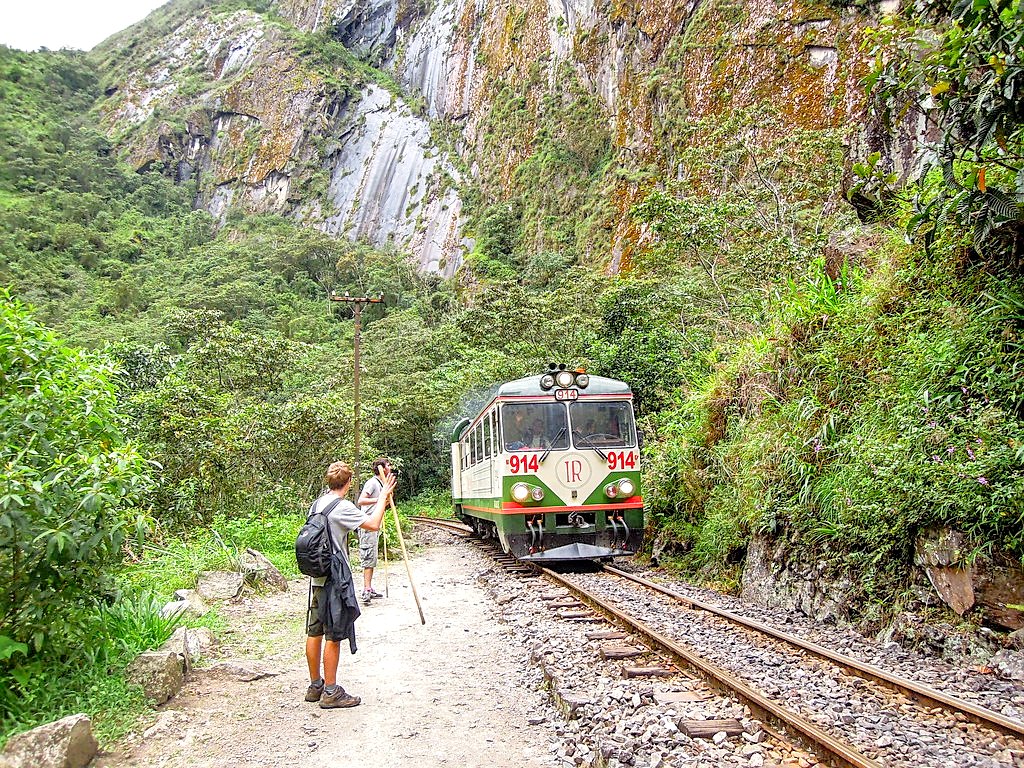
[356,457,392,604]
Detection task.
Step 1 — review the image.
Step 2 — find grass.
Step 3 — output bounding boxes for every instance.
[0,592,182,748]
[1,509,301,749]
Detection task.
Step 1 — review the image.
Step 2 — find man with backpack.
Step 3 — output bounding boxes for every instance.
[302,460,396,708]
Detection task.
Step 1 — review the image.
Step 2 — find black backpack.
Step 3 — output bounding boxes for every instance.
[295,498,342,578]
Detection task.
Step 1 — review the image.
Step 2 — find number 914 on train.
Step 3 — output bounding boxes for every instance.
[451,364,644,562]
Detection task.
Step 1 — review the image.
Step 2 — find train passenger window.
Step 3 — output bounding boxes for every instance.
[569,401,635,448]
[469,431,476,466]
[483,415,492,459]
[474,424,483,463]
[502,403,569,451]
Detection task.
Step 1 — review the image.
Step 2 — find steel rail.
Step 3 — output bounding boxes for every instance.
[605,566,1024,740]
[541,567,882,768]
[407,515,474,536]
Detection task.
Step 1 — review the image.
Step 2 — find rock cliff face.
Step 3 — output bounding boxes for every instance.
[95,3,465,274]
[277,0,895,268]
[95,0,905,273]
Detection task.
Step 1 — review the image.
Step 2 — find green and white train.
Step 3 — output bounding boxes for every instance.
[451,364,643,562]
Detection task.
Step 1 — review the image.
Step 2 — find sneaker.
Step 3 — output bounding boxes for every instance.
[361,590,372,605]
[304,679,324,702]
[367,588,384,599]
[319,686,361,709]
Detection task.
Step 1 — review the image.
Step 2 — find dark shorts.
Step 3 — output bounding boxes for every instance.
[306,583,324,637]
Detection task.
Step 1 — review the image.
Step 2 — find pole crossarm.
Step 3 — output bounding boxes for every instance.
[329,293,385,304]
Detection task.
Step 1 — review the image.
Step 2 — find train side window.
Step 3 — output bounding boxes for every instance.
[494,409,502,453]
[469,431,476,466]
[475,423,484,463]
[483,414,492,459]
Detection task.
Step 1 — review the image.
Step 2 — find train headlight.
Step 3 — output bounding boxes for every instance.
[575,373,589,388]
[511,483,531,503]
[617,478,635,497]
[555,370,575,388]
[530,486,545,502]
[540,374,555,390]
[604,482,619,499]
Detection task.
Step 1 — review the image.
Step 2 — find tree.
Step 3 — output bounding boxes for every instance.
[0,292,153,655]
[867,0,1024,261]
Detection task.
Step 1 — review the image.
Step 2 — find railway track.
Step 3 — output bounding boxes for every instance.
[407,515,473,537]
[603,565,1024,740]
[411,516,1024,768]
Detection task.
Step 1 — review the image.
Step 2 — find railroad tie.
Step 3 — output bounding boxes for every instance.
[677,719,745,740]
[653,690,713,705]
[621,665,677,678]
[599,645,647,660]
[546,599,584,610]
[558,609,601,621]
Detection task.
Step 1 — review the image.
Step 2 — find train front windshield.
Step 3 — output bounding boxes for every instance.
[569,401,635,448]
[501,401,636,452]
[502,403,570,451]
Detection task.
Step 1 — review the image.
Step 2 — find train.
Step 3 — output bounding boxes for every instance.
[450,364,643,562]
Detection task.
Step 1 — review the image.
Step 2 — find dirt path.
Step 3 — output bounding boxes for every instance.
[96,541,555,768]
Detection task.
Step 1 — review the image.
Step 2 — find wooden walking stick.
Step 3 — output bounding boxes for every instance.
[381,502,389,597]
[378,468,425,625]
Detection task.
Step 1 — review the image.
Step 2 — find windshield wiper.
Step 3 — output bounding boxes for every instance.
[540,427,566,464]
[574,432,607,461]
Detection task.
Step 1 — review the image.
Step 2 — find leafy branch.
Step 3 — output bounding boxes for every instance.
[863,0,1024,261]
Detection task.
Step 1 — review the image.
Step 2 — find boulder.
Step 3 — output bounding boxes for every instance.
[174,589,211,616]
[160,588,209,620]
[238,548,287,592]
[914,526,1024,629]
[159,626,218,670]
[0,713,97,768]
[126,651,184,704]
[914,527,975,616]
[990,649,1024,683]
[196,571,244,601]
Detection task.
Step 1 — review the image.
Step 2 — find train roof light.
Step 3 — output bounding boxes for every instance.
[540,374,555,390]
[575,373,589,388]
[555,370,575,388]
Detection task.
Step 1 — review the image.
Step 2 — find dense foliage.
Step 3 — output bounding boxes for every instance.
[866,0,1023,260]
[0,292,153,655]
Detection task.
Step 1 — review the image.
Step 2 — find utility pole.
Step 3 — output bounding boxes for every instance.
[330,292,384,494]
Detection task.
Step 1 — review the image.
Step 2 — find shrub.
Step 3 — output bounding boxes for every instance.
[0,292,153,656]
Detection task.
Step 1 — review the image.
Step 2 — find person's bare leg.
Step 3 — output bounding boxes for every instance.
[363,566,374,592]
[323,639,341,687]
[305,635,323,681]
